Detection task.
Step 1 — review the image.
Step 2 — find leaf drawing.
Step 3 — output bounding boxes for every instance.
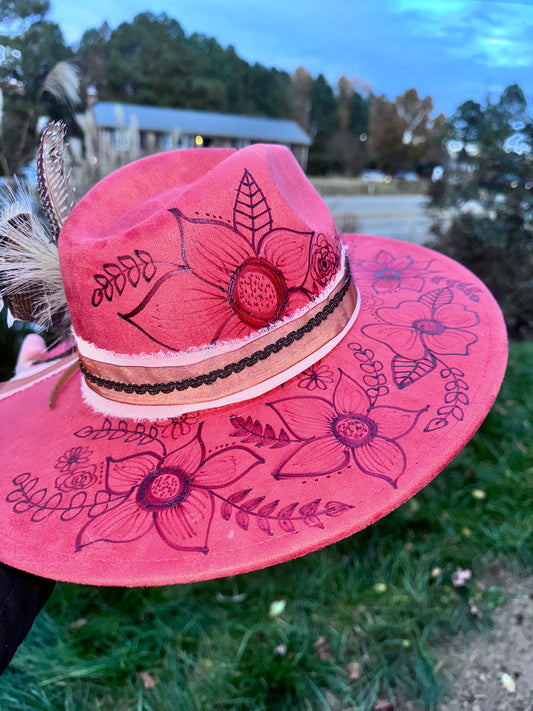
[216,490,353,536]
[233,169,272,248]
[391,353,437,389]
[419,287,453,311]
[91,251,157,306]
[229,415,292,448]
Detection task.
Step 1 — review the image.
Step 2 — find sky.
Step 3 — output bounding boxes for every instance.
[48,0,533,117]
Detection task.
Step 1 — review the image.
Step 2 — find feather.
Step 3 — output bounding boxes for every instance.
[0,179,68,329]
[40,61,81,108]
[37,120,72,240]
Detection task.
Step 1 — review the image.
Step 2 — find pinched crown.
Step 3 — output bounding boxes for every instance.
[59,145,358,417]
[61,145,343,356]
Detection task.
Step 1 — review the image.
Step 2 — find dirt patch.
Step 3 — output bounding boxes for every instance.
[436,572,533,711]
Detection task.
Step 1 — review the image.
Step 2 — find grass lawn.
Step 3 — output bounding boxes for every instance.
[1,341,531,711]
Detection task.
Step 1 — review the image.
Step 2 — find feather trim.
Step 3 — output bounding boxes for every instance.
[0,180,68,329]
[40,61,81,108]
[37,120,72,240]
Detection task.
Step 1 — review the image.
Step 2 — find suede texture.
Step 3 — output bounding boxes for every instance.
[0,233,507,586]
[0,144,508,586]
[60,145,337,355]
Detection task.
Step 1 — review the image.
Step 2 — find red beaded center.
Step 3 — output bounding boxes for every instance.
[228,257,288,328]
[137,467,190,510]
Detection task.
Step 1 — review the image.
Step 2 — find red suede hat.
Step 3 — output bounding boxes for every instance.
[0,142,507,586]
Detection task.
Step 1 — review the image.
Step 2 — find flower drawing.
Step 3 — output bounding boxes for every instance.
[362,290,479,360]
[310,233,341,291]
[55,446,93,472]
[297,362,335,391]
[158,413,199,440]
[269,370,424,486]
[121,170,341,351]
[76,427,263,553]
[55,465,97,492]
[354,250,431,294]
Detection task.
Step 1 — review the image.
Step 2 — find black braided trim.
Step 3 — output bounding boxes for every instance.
[80,270,354,396]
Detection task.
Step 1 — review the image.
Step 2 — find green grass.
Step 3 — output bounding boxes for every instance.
[1,341,532,711]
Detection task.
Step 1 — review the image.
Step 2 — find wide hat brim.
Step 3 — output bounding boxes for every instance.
[0,234,507,586]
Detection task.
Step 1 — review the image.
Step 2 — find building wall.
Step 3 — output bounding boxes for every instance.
[95,126,308,171]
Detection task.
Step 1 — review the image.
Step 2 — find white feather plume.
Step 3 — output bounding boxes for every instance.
[40,61,81,108]
[0,180,67,328]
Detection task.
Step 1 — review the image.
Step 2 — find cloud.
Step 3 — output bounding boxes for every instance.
[389,0,533,68]
[48,0,533,116]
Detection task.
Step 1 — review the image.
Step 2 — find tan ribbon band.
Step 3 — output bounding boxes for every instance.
[80,268,358,408]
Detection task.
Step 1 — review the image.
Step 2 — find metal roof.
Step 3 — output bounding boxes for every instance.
[93,102,311,146]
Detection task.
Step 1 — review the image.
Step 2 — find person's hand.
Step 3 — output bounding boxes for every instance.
[14,334,47,376]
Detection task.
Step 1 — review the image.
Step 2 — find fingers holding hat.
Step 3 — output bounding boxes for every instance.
[15,334,47,375]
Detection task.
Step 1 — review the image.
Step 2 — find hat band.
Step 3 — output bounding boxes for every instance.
[79,266,359,417]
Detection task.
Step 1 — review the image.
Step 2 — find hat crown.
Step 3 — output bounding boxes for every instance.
[60,145,342,357]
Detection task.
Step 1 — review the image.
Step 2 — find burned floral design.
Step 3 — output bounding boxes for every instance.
[120,170,342,350]
[362,288,479,361]
[158,413,199,440]
[310,233,341,291]
[55,465,97,493]
[55,446,93,473]
[297,362,335,391]
[269,370,425,486]
[353,250,433,294]
[76,426,263,554]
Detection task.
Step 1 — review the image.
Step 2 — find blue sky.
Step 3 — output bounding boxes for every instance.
[49,0,533,116]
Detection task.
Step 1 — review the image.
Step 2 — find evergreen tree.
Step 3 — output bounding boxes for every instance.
[0,0,73,173]
[83,13,293,118]
[78,23,111,96]
[307,74,338,174]
[428,84,533,339]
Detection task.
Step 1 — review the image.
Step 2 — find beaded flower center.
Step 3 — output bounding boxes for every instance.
[413,318,445,335]
[137,467,190,510]
[375,269,401,280]
[228,257,288,328]
[333,415,377,448]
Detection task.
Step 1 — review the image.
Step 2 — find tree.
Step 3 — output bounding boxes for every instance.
[428,84,533,339]
[307,74,338,174]
[246,63,292,118]
[350,89,369,138]
[336,76,354,131]
[418,111,448,174]
[368,95,405,173]
[0,0,73,174]
[104,13,191,107]
[289,66,312,133]
[319,77,369,176]
[78,23,111,96]
[395,89,433,147]
[367,89,444,175]
[395,89,447,173]
[219,45,253,114]
[325,129,367,176]
[94,13,293,118]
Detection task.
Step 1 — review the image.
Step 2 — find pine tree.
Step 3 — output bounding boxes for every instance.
[428,85,533,339]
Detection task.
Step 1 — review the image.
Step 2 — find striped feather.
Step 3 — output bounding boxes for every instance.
[37,120,72,240]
